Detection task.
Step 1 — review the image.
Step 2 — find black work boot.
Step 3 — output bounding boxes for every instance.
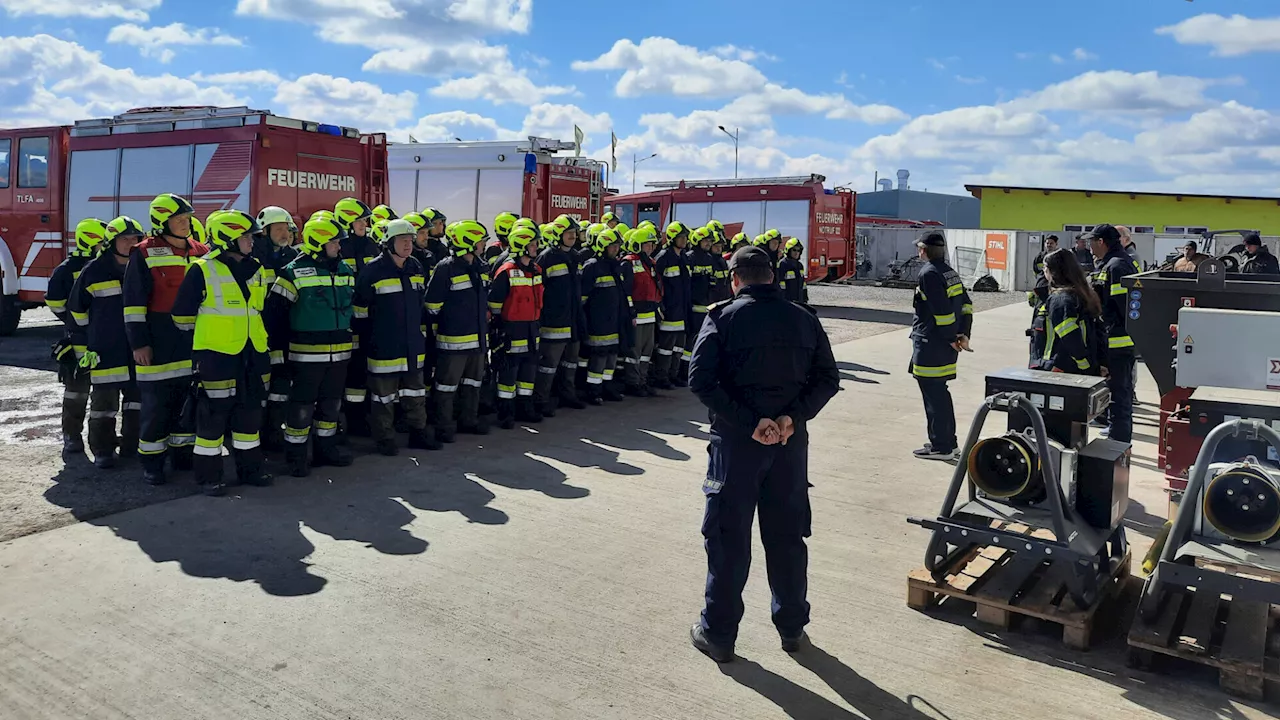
[240,470,274,487]
[141,458,167,486]
[171,449,194,472]
[515,399,542,423]
[497,400,516,430]
[460,418,491,435]
[408,428,443,451]
[690,624,734,663]
[538,399,557,418]
[559,393,586,410]
[93,451,119,470]
[314,441,354,467]
[585,387,604,407]
[286,445,311,477]
[603,383,624,402]
[62,432,85,457]
[376,439,399,456]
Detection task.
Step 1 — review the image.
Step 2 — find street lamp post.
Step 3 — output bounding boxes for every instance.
[632,152,657,194]
[718,125,739,178]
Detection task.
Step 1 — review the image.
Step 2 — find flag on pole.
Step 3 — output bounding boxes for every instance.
[574,125,584,157]
[611,132,618,172]
[408,134,418,143]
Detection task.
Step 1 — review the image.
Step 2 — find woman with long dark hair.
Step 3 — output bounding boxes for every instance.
[1029,248,1106,375]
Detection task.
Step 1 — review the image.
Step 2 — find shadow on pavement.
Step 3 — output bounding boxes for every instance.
[815,305,915,326]
[0,323,61,373]
[837,360,891,385]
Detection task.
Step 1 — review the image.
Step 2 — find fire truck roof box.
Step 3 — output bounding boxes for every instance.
[386,136,592,173]
[645,174,826,190]
[70,105,362,139]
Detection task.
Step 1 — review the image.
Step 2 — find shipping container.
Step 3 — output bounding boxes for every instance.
[386,137,606,228]
[0,105,386,334]
[605,175,858,282]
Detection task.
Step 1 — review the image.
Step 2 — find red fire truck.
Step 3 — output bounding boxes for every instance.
[0,105,387,335]
[386,137,606,227]
[605,175,858,282]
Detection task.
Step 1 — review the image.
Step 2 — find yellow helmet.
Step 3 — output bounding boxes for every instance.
[552,214,575,234]
[148,193,193,236]
[403,211,427,232]
[300,217,344,257]
[420,208,447,236]
[624,227,656,255]
[691,226,711,246]
[334,197,372,231]
[666,221,690,243]
[494,211,520,238]
[587,223,606,244]
[512,217,538,235]
[753,234,769,247]
[105,216,145,249]
[204,210,261,252]
[601,211,618,224]
[784,237,803,254]
[369,219,390,244]
[764,228,781,244]
[595,226,623,254]
[189,216,206,245]
[507,224,539,256]
[730,232,749,249]
[73,218,109,257]
[371,204,398,224]
[615,222,632,236]
[540,222,562,244]
[449,220,488,254]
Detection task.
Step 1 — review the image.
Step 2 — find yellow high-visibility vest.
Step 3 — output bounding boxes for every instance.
[193,256,268,354]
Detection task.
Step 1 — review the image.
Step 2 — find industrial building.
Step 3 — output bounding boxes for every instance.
[966,184,1280,236]
[857,169,981,228]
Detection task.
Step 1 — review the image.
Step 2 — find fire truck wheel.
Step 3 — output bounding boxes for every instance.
[0,293,20,336]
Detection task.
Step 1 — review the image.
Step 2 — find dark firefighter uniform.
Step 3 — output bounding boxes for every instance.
[353,218,440,454]
[622,228,661,396]
[1029,290,1103,375]
[265,216,357,476]
[685,228,718,377]
[170,210,273,495]
[1087,224,1139,444]
[67,217,144,467]
[426,220,491,441]
[579,227,629,404]
[335,197,380,437]
[48,218,107,455]
[1243,236,1280,275]
[123,194,207,483]
[910,233,974,457]
[778,239,807,304]
[710,246,732,304]
[252,227,299,450]
[688,246,840,659]
[489,225,544,427]
[534,224,587,413]
[653,222,693,389]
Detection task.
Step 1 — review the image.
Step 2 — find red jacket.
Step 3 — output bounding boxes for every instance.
[490,260,544,323]
[624,252,661,323]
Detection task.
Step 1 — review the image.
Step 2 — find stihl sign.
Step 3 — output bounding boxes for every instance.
[267,168,357,193]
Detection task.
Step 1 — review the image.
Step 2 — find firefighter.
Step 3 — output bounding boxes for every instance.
[170,210,273,495]
[533,221,586,414]
[190,216,206,245]
[253,205,300,451]
[729,232,749,255]
[372,204,398,225]
[486,211,520,267]
[708,227,732,304]
[488,224,544,428]
[910,231,974,461]
[652,221,692,389]
[760,229,784,283]
[553,216,594,399]
[68,216,144,469]
[602,211,619,229]
[334,197,379,438]
[350,218,442,455]
[1086,223,1138,443]
[421,207,450,260]
[579,226,629,404]
[621,226,661,397]
[265,216,358,476]
[426,220,491,441]
[48,218,108,458]
[685,226,718,379]
[123,193,207,485]
[778,238,808,303]
[404,212,439,278]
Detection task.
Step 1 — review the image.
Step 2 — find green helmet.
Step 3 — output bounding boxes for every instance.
[595,226,623,254]
[300,217,344,257]
[73,218,109,257]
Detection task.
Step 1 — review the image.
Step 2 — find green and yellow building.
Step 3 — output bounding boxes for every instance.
[966,185,1280,236]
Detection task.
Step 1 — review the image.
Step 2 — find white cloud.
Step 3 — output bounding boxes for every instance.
[190,70,283,86]
[395,110,510,143]
[1156,13,1280,56]
[572,37,768,98]
[1050,53,1064,64]
[955,75,985,85]
[362,42,507,76]
[1072,47,1098,61]
[1012,70,1226,114]
[107,23,243,63]
[0,34,241,127]
[927,58,947,71]
[520,102,611,144]
[445,0,532,33]
[0,0,160,21]
[710,44,777,63]
[235,0,524,51]
[429,62,573,105]
[724,85,907,125]
[273,73,416,128]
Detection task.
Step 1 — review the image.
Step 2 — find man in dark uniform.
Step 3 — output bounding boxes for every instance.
[1026,234,1057,365]
[1072,234,1095,269]
[1242,232,1280,275]
[1086,223,1139,443]
[910,231,974,461]
[687,246,840,664]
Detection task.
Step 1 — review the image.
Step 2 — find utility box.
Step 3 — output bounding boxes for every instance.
[1176,308,1280,391]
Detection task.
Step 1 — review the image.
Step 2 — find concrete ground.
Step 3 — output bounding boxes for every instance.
[0,296,1271,719]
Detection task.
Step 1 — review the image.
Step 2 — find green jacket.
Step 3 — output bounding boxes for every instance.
[265,253,356,363]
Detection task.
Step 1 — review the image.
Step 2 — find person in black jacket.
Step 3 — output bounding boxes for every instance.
[1029,249,1105,375]
[1087,223,1139,444]
[684,226,717,381]
[652,221,692,389]
[579,227,629,405]
[1242,233,1280,275]
[910,231,974,461]
[47,217,109,458]
[253,205,300,451]
[687,246,840,664]
[1071,234,1095,270]
[777,238,807,303]
[533,222,587,414]
[426,220,492,441]
[335,197,379,439]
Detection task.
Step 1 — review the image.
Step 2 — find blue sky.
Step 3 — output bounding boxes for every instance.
[2,0,1278,196]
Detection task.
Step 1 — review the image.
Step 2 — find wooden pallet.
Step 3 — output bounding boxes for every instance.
[1128,562,1280,701]
[906,523,1130,651]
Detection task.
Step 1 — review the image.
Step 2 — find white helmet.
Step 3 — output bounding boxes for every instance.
[256,205,295,231]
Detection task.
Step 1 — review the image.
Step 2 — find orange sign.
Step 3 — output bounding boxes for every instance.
[985,233,1008,271]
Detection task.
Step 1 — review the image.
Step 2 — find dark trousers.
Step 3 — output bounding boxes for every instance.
[264,357,291,443]
[369,369,429,441]
[534,339,568,409]
[700,430,812,646]
[1106,354,1136,444]
[62,368,90,438]
[88,382,140,457]
[433,352,485,433]
[585,349,618,399]
[285,360,347,454]
[344,347,370,434]
[559,340,584,399]
[681,310,706,371]
[193,350,268,486]
[653,328,686,383]
[498,345,539,419]
[623,321,656,390]
[138,375,196,471]
[916,378,956,452]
